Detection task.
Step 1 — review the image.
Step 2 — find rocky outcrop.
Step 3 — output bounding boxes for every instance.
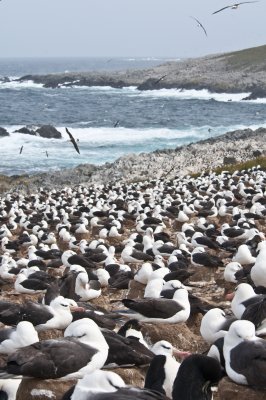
[15,45,266,96]
[15,126,36,135]
[0,127,9,137]
[1,126,266,195]
[14,125,62,139]
[36,125,61,139]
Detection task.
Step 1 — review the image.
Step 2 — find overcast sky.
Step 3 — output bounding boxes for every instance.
[0,0,265,58]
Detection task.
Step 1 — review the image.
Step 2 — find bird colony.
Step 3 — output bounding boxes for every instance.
[0,164,266,400]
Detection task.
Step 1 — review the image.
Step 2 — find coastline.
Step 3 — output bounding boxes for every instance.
[13,45,266,99]
[1,126,265,195]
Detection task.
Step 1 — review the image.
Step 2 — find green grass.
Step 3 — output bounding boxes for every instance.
[190,156,266,178]
[218,44,266,70]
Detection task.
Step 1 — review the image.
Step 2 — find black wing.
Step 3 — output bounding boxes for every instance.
[122,298,183,319]
[190,16,207,37]
[212,5,231,14]
[65,127,80,154]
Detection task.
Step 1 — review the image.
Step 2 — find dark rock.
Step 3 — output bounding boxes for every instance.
[217,377,266,400]
[253,150,262,157]
[223,157,237,165]
[0,127,9,137]
[36,125,62,139]
[0,76,10,83]
[14,126,36,136]
[242,86,266,100]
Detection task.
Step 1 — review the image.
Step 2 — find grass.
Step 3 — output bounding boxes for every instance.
[190,156,266,178]
[218,44,266,70]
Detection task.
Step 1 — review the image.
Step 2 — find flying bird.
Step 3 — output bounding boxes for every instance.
[190,16,207,37]
[19,146,23,155]
[212,1,258,15]
[65,127,80,154]
[114,120,120,128]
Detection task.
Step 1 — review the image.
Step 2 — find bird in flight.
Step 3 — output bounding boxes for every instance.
[212,1,258,15]
[65,127,80,154]
[19,145,23,155]
[190,16,207,37]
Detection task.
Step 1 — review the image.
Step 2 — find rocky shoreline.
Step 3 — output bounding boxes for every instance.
[9,44,266,99]
[1,126,265,195]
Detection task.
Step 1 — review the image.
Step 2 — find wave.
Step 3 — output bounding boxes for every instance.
[1,79,265,104]
[0,79,44,90]
[1,123,266,176]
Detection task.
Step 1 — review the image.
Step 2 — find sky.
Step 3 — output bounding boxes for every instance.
[0,0,265,58]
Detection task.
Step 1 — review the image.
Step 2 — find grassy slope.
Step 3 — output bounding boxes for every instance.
[214,44,266,70]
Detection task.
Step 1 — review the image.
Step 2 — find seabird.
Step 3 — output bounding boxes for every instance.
[224,261,244,283]
[117,319,149,347]
[121,244,154,263]
[0,379,21,400]
[212,1,258,15]
[0,321,39,354]
[65,127,80,154]
[62,369,169,400]
[5,318,109,379]
[0,296,83,331]
[229,282,261,318]
[14,269,50,294]
[102,328,154,367]
[145,340,187,398]
[121,287,190,323]
[172,354,222,400]
[190,16,207,37]
[200,308,236,344]
[191,247,223,268]
[223,320,266,387]
[19,145,23,155]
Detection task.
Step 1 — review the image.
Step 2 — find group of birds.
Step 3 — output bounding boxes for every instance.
[0,162,266,398]
[191,1,259,37]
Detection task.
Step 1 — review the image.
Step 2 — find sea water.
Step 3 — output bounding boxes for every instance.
[0,57,265,175]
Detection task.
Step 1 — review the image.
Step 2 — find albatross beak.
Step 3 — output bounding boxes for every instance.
[225,292,235,301]
[70,306,86,312]
[173,348,191,359]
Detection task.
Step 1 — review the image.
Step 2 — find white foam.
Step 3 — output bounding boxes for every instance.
[0,80,44,89]
[1,123,266,176]
[133,88,251,102]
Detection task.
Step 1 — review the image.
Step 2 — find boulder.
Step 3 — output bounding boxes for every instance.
[217,377,266,400]
[16,378,77,400]
[0,127,9,137]
[36,125,62,139]
[14,126,36,135]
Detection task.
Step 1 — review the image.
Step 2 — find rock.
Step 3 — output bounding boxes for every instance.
[242,86,266,100]
[253,150,262,157]
[0,127,9,137]
[141,322,208,355]
[36,125,62,139]
[14,126,36,135]
[223,156,237,165]
[109,366,148,387]
[217,377,266,400]
[16,378,77,400]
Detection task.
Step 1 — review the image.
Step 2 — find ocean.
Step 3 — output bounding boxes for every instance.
[0,57,266,176]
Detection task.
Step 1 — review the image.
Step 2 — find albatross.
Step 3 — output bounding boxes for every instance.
[212,1,258,15]
[121,287,190,323]
[223,320,266,387]
[5,318,109,379]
